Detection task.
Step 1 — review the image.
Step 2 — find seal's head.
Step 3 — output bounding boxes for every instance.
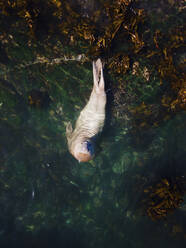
[72,140,94,162]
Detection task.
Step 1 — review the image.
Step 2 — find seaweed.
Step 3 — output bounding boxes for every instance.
[141,176,186,221]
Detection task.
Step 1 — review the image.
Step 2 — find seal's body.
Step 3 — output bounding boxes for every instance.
[66,59,106,162]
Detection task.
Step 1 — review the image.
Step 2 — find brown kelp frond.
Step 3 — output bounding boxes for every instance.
[141,176,186,221]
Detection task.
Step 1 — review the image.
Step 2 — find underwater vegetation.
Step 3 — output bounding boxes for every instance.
[0,0,186,247]
[0,0,185,123]
[28,89,51,108]
[141,176,186,221]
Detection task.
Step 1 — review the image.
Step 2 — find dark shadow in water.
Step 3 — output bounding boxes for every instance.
[0,228,85,248]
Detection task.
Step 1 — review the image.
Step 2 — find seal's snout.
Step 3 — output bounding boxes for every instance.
[75,152,93,162]
[73,140,94,162]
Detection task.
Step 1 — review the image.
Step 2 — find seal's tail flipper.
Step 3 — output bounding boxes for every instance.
[93,58,104,91]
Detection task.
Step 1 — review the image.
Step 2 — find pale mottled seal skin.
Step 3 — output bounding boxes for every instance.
[66,58,106,162]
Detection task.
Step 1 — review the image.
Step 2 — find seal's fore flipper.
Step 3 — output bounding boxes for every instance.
[66,121,73,141]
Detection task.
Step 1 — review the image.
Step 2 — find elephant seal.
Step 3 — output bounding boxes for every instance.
[66,58,106,162]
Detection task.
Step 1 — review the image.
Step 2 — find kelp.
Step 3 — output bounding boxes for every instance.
[0,1,186,246]
[141,177,186,221]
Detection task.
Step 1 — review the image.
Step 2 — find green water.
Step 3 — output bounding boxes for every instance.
[0,61,186,248]
[0,1,186,248]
